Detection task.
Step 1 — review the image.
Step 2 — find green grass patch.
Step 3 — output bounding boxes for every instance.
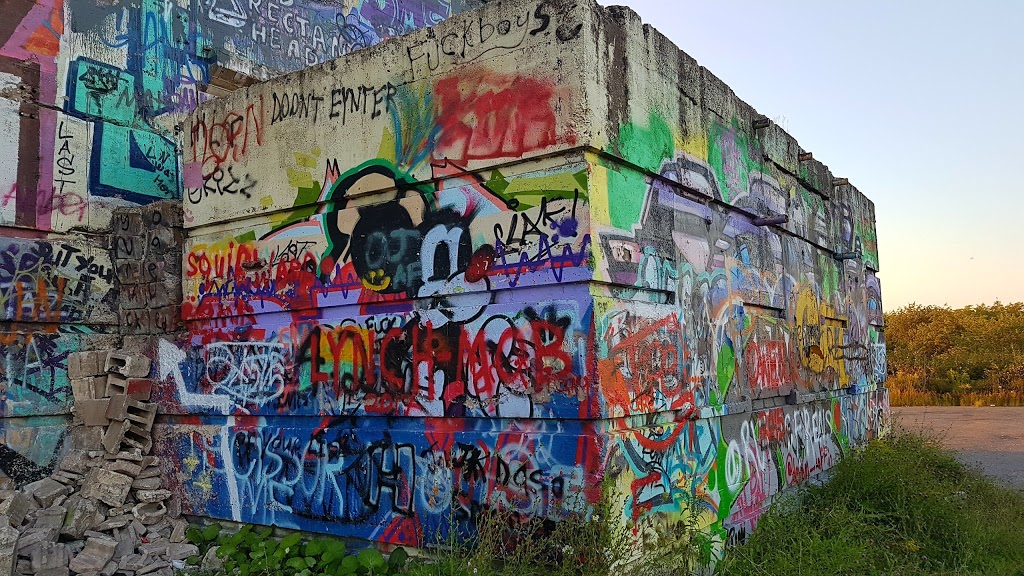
[717,432,1024,575]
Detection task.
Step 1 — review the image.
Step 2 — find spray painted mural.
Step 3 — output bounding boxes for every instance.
[0,0,481,486]
[162,0,889,559]
[0,0,888,561]
[0,237,117,416]
[0,0,483,232]
[0,235,119,477]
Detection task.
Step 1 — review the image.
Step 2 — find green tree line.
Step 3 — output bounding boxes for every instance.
[885,302,1024,406]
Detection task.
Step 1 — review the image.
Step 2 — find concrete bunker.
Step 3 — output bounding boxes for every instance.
[171,0,889,557]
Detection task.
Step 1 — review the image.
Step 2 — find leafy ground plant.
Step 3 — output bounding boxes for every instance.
[184,523,409,576]
[717,431,1024,575]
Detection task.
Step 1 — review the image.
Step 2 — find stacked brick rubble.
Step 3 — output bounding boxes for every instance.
[111,202,184,339]
[0,351,196,576]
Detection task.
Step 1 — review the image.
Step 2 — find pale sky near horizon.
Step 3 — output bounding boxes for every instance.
[609,1,1023,311]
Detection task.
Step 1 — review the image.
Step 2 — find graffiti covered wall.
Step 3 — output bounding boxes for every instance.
[1,0,485,233]
[170,0,889,558]
[0,0,480,484]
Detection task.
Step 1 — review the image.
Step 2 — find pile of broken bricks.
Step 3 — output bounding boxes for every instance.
[0,350,199,576]
[70,351,157,455]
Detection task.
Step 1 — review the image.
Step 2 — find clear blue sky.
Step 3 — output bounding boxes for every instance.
[613,1,1023,311]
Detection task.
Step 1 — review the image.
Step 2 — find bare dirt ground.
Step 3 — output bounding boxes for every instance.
[893,407,1024,490]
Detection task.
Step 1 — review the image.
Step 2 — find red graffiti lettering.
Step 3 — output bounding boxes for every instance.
[434,73,568,162]
[746,340,791,392]
[190,97,266,178]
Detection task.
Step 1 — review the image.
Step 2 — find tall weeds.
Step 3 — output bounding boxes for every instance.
[411,482,701,576]
[888,374,1024,406]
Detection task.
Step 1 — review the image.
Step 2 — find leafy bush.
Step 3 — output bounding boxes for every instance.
[185,524,408,576]
[886,302,1024,405]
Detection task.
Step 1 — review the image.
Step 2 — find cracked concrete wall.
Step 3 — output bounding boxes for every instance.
[0,0,481,489]
[171,0,887,559]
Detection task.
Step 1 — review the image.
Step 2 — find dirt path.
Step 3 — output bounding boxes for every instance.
[893,407,1024,490]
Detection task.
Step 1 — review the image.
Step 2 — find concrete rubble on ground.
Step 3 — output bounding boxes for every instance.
[0,351,197,576]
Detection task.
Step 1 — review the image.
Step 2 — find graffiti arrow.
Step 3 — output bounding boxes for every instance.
[158,339,242,520]
[158,339,231,414]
